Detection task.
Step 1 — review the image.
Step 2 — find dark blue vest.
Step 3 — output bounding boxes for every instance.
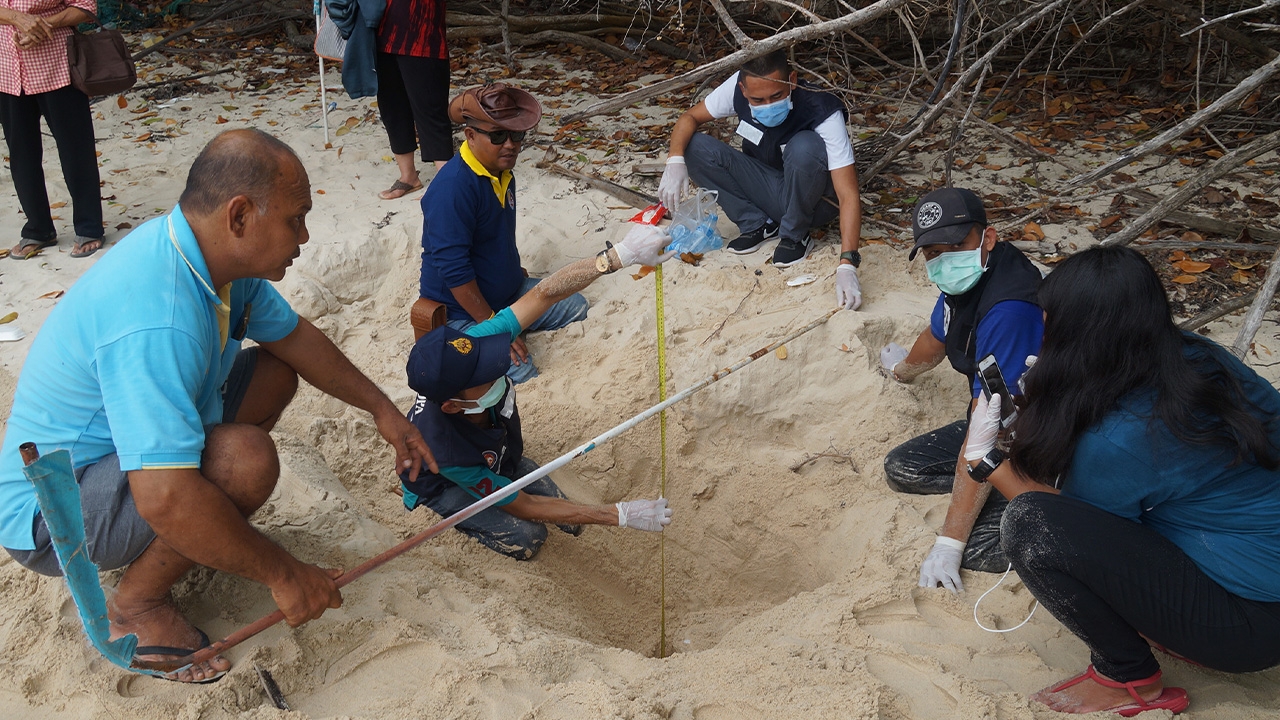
[942,241,1043,382]
[399,387,523,501]
[731,81,846,170]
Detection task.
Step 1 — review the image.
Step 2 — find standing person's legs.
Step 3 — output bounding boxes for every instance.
[396,55,453,167]
[884,419,1008,571]
[375,52,423,198]
[0,91,58,249]
[1002,493,1280,710]
[38,86,103,253]
[683,132,785,236]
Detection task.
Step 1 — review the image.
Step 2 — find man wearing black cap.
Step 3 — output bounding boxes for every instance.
[420,83,587,385]
[402,223,676,560]
[878,187,1044,592]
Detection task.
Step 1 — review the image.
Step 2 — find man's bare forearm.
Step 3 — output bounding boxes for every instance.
[939,455,992,543]
[262,317,397,418]
[449,280,496,323]
[510,254,616,329]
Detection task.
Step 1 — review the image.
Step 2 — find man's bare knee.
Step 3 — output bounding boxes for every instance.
[202,424,279,515]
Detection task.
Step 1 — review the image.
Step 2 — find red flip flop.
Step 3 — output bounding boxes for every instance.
[1047,665,1189,716]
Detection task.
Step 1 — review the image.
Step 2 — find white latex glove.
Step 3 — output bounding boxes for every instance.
[964,392,1003,462]
[617,497,672,532]
[835,264,862,311]
[657,156,689,210]
[615,224,677,267]
[919,536,965,593]
[880,342,908,380]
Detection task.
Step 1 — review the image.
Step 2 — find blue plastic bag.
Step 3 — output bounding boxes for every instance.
[667,188,723,254]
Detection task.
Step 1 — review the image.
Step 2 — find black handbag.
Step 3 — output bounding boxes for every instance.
[66,22,137,96]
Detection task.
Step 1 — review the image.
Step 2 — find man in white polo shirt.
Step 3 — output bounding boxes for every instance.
[0,129,437,683]
[657,48,865,310]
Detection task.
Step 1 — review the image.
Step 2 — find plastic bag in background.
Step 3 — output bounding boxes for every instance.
[666,188,723,254]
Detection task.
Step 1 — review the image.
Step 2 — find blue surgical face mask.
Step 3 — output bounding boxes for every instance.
[453,376,508,415]
[750,95,793,127]
[925,247,987,295]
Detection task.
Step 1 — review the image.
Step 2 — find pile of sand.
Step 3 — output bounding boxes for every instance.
[2,61,1279,720]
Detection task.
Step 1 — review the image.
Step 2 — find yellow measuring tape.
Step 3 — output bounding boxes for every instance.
[655,262,668,659]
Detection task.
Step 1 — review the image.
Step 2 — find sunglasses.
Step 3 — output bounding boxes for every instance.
[467,125,527,145]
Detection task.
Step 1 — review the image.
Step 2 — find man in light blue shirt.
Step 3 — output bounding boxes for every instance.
[0,129,437,683]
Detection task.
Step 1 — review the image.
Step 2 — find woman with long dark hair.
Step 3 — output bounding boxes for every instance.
[963,245,1280,715]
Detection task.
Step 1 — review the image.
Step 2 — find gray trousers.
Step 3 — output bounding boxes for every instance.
[684,130,839,241]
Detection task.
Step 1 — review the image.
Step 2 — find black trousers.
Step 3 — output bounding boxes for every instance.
[883,419,1009,572]
[375,53,452,163]
[1002,492,1280,682]
[0,85,103,240]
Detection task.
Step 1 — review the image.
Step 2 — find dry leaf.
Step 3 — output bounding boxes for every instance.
[1233,270,1252,284]
[116,95,127,109]
[0,312,16,324]
[50,201,66,209]
[0,248,9,259]
[1168,250,1188,262]
[1229,260,1259,270]
[1099,214,1122,229]
[1022,221,1046,241]
[38,290,65,300]
[135,133,151,142]
[775,345,788,360]
[679,252,703,265]
[115,222,132,230]
[215,116,228,124]
[316,189,326,195]
[1171,275,1197,284]
[1180,231,1204,244]
[335,125,350,136]
[222,105,238,111]
[631,265,655,280]
[1175,260,1211,274]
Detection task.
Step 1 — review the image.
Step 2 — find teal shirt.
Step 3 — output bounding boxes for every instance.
[1062,339,1280,602]
[0,207,299,550]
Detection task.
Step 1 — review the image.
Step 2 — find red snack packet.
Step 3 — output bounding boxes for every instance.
[629,204,666,225]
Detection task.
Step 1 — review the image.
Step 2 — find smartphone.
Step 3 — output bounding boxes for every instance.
[977,354,1018,428]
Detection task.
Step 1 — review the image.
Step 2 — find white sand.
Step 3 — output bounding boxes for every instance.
[2,60,1280,720]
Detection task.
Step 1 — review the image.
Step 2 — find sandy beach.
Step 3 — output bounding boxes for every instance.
[2,48,1280,719]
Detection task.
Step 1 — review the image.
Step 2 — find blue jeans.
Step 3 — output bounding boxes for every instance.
[446,276,589,383]
[417,457,581,560]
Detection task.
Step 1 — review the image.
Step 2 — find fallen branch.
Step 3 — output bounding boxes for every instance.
[511,30,637,62]
[1102,129,1280,247]
[1066,53,1280,188]
[535,146,655,208]
[1233,242,1280,359]
[1153,0,1279,61]
[1133,240,1278,252]
[710,0,753,47]
[1179,292,1258,331]
[131,0,255,61]
[561,0,909,123]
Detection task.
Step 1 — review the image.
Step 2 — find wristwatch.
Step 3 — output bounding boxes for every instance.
[595,249,616,274]
[839,250,862,268]
[968,448,1005,483]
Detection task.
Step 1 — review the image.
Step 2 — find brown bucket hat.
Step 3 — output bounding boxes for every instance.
[448,84,542,132]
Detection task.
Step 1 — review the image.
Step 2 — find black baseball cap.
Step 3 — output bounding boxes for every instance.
[908,187,988,260]
[407,326,511,403]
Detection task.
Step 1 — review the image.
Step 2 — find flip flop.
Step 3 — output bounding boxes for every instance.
[134,629,227,684]
[10,238,57,260]
[1046,665,1189,716]
[379,176,423,200]
[70,237,104,258]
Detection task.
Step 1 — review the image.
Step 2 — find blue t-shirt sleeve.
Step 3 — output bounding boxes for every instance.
[463,307,520,341]
[96,328,208,472]
[929,294,946,343]
[423,181,480,290]
[241,280,299,343]
[971,300,1044,398]
[438,465,517,507]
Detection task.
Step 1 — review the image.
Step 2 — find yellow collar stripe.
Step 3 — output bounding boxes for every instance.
[459,141,513,207]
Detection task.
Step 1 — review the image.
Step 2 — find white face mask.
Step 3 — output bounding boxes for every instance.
[452,376,508,415]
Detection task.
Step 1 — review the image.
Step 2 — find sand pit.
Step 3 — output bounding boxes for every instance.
[3,60,1280,720]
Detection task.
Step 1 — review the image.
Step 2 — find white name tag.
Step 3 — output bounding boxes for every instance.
[736,120,764,145]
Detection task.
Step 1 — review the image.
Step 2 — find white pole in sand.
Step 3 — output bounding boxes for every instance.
[134,307,841,675]
[315,3,329,145]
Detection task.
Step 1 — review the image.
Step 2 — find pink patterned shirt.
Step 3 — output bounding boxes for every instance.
[0,0,96,96]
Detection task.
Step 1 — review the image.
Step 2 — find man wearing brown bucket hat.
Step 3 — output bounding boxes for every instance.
[419,83,589,384]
